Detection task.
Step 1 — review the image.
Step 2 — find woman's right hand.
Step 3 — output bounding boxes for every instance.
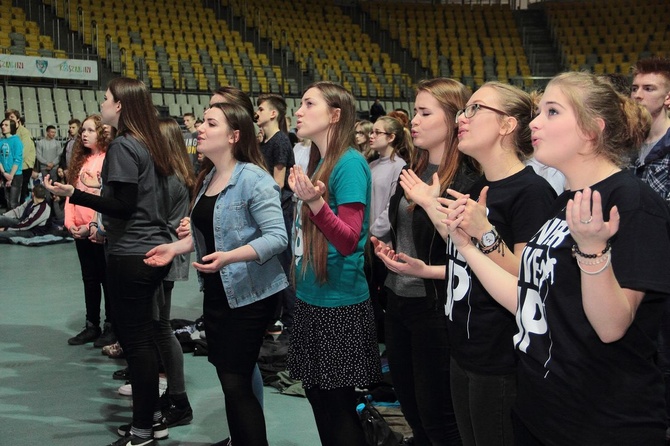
[144,244,176,267]
[177,217,191,239]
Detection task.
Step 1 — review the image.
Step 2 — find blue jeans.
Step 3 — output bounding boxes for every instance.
[384,289,461,446]
[450,358,516,446]
[106,254,170,430]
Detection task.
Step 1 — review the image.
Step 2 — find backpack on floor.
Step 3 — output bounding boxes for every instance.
[358,397,404,446]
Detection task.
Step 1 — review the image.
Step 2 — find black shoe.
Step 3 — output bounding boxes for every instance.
[117,422,168,440]
[113,367,129,381]
[107,434,156,446]
[68,322,101,345]
[94,322,117,348]
[162,403,193,427]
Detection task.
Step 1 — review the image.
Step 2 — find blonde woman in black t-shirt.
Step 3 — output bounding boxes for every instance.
[441,72,670,445]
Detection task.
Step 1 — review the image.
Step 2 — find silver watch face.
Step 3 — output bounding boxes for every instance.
[482,231,496,247]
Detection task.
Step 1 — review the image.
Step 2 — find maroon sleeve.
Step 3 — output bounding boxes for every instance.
[309,202,365,256]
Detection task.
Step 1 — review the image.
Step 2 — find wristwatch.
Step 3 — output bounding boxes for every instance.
[479,226,499,249]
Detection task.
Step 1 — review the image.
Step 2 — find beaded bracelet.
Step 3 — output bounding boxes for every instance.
[572,241,611,259]
[480,237,506,256]
[576,253,612,275]
[88,222,99,228]
[576,252,609,266]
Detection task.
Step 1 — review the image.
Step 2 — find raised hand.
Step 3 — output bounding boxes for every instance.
[446,186,491,239]
[289,165,326,203]
[43,174,75,197]
[399,170,439,208]
[566,187,619,254]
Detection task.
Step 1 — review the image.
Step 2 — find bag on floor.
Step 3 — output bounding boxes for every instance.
[358,398,404,446]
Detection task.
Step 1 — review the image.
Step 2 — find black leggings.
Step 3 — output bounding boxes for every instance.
[216,368,268,446]
[304,386,367,446]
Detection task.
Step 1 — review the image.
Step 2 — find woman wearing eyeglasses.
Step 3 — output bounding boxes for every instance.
[401,82,556,446]
[354,120,375,161]
[371,78,478,445]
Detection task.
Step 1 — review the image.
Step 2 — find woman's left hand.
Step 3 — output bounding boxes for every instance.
[567,187,620,253]
[193,251,228,273]
[70,225,90,239]
[43,174,75,197]
[378,250,428,278]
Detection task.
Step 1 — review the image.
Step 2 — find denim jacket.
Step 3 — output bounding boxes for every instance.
[191,162,289,308]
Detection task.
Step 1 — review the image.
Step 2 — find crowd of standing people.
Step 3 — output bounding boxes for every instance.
[4,52,666,446]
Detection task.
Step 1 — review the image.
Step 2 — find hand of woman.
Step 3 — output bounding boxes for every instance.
[399,170,439,208]
[289,165,325,203]
[88,225,104,244]
[144,244,177,267]
[177,217,191,240]
[80,170,101,189]
[70,225,90,239]
[379,251,429,278]
[43,174,75,197]
[446,187,491,239]
[436,196,473,248]
[567,187,619,253]
[371,236,393,259]
[193,251,228,273]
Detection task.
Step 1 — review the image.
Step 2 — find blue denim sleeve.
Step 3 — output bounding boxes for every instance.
[247,174,288,264]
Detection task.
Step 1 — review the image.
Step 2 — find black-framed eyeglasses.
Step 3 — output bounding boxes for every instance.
[355,131,367,135]
[455,103,508,123]
[371,130,390,136]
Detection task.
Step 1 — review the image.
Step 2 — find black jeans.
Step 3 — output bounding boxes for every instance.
[450,358,516,446]
[385,289,461,446]
[106,254,170,430]
[74,238,109,326]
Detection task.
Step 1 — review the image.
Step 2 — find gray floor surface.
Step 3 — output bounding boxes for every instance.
[0,242,321,445]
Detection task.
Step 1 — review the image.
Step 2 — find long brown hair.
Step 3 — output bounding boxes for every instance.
[300,81,357,283]
[157,117,196,195]
[412,78,471,199]
[67,114,109,185]
[108,77,173,177]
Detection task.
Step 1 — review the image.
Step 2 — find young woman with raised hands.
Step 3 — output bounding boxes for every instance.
[441,72,670,445]
[144,102,288,446]
[287,82,381,446]
[401,82,556,446]
[371,77,479,446]
[44,77,175,446]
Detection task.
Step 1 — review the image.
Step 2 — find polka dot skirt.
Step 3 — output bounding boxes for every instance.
[288,299,382,390]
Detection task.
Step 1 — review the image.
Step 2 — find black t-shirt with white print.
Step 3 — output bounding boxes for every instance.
[446,166,556,375]
[514,170,670,445]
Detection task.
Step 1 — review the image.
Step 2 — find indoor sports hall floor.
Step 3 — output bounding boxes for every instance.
[0,242,320,445]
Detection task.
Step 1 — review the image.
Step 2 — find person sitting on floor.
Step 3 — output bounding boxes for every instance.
[0,184,51,241]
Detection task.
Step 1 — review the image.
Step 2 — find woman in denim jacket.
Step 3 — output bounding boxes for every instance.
[145,101,288,446]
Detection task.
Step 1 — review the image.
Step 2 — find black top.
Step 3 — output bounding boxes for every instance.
[515,170,670,445]
[191,192,221,292]
[260,131,294,190]
[446,166,556,375]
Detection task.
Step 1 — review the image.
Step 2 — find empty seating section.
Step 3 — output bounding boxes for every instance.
[361,3,530,89]
[53,0,288,93]
[0,0,62,57]
[547,0,670,74]
[225,0,413,99]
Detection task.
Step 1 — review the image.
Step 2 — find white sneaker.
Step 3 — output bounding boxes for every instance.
[118,376,167,397]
